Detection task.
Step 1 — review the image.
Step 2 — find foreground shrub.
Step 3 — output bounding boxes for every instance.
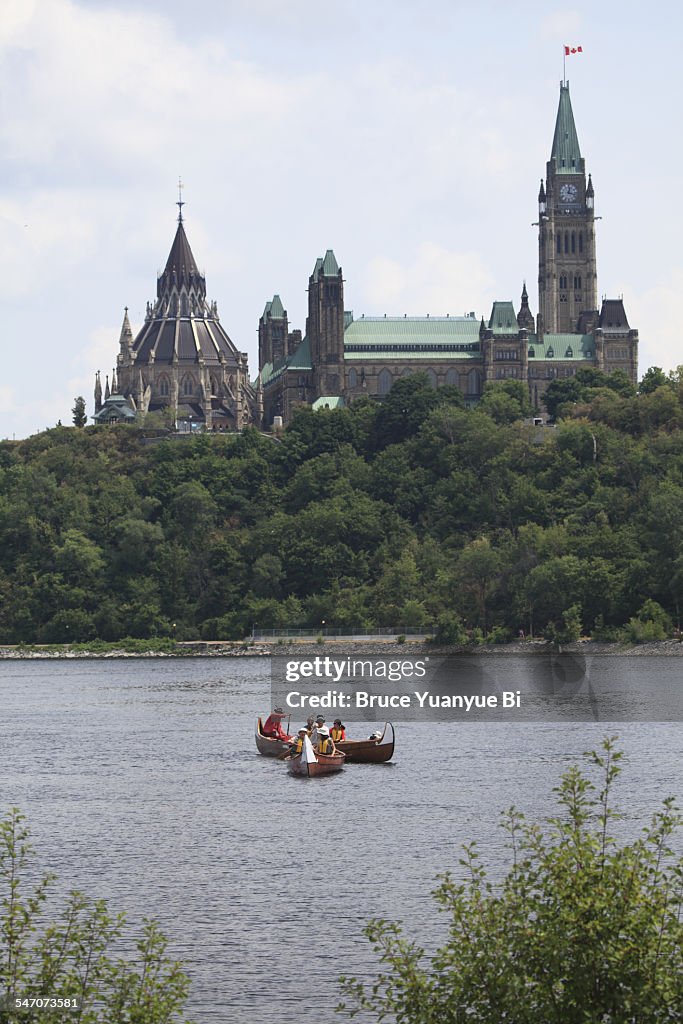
[0,809,192,1023]
[338,738,683,1022]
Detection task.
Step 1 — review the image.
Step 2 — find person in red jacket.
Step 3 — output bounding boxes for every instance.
[262,707,290,741]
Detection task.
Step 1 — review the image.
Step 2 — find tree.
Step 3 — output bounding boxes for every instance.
[71,397,87,428]
[455,538,501,633]
[544,369,636,421]
[639,366,671,395]
[478,380,532,424]
[371,374,440,450]
[339,738,683,1022]
[542,376,584,420]
[0,808,193,1023]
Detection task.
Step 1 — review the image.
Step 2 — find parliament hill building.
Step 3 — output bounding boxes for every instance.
[95,81,638,428]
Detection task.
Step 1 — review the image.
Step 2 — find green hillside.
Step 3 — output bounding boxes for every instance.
[1,370,682,645]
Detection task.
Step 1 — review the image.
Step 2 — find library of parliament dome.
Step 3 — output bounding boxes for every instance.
[94,80,638,428]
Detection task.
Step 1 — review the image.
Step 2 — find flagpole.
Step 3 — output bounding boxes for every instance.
[563,46,566,85]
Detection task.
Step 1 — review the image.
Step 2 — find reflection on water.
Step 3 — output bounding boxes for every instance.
[1,657,682,1023]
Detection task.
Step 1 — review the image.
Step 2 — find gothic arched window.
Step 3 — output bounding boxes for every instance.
[348,367,358,388]
[571,232,576,253]
[445,368,459,386]
[426,369,438,389]
[182,374,194,397]
[467,368,481,395]
[579,233,584,253]
[564,232,569,254]
[378,368,392,396]
[556,233,561,255]
[158,376,170,397]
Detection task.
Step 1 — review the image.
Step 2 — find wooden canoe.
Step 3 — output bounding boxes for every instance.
[287,735,345,777]
[335,722,395,763]
[255,717,291,758]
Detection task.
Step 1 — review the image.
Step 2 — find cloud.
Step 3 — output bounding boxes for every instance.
[0,0,315,184]
[359,242,494,318]
[539,11,583,39]
[0,0,36,44]
[0,194,97,296]
[30,324,118,432]
[622,268,683,375]
[0,385,17,415]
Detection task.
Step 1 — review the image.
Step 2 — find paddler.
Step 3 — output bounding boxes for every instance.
[310,714,326,747]
[330,719,346,742]
[313,726,335,756]
[289,727,309,756]
[262,706,291,742]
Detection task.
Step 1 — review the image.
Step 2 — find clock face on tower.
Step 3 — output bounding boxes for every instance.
[559,183,578,204]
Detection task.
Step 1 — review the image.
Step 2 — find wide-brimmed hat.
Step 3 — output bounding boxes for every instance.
[272,707,286,716]
[315,715,325,723]
[317,727,330,736]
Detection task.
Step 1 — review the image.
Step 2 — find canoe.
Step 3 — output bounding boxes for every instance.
[287,735,345,777]
[255,717,291,758]
[335,722,395,763]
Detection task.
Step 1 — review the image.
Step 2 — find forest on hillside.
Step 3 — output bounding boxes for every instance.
[1,367,683,645]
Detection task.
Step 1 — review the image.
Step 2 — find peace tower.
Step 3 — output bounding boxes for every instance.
[538,81,598,335]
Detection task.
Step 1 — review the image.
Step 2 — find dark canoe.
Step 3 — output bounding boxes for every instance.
[287,736,346,777]
[255,717,291,758]
[335,722,395,763]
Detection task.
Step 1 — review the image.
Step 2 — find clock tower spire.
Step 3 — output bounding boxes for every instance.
[538,81,597,334]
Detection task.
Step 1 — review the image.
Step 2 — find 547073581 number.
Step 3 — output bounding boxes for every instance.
[0,994,83,1011]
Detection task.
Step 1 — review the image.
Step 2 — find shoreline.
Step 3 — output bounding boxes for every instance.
[2,638,683,659]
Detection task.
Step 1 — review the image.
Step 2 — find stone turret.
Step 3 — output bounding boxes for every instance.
[517,282,535,331]
[108,197,256,431]
[307,250,345,398]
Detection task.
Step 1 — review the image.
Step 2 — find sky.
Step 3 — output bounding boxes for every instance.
[1,0,681,438]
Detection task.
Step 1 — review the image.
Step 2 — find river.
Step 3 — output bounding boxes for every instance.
[1,656,682,1022]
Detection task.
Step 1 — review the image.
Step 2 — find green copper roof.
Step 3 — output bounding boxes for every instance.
[312,396,344,410]
[322,249,339,276]
[93,395,137,422]
[343,316,482,361]
[269,294,285,319]
[343,316,481,360]
[311,251,339,281]
[344,349,483,361]
[551,83,582,173]
[288,335,312,369]
[488,301,517,333]
[311,257,323,280]
[528,334,594,360]
[261,335,312,388]
[261,294,286,322]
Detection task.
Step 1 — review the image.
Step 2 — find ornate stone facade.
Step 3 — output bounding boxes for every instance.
[96,212,259,431]
[96,81,639,432]
[259,81,639,426]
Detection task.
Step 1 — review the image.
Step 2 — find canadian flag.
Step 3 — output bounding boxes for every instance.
[564,45,583,55]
